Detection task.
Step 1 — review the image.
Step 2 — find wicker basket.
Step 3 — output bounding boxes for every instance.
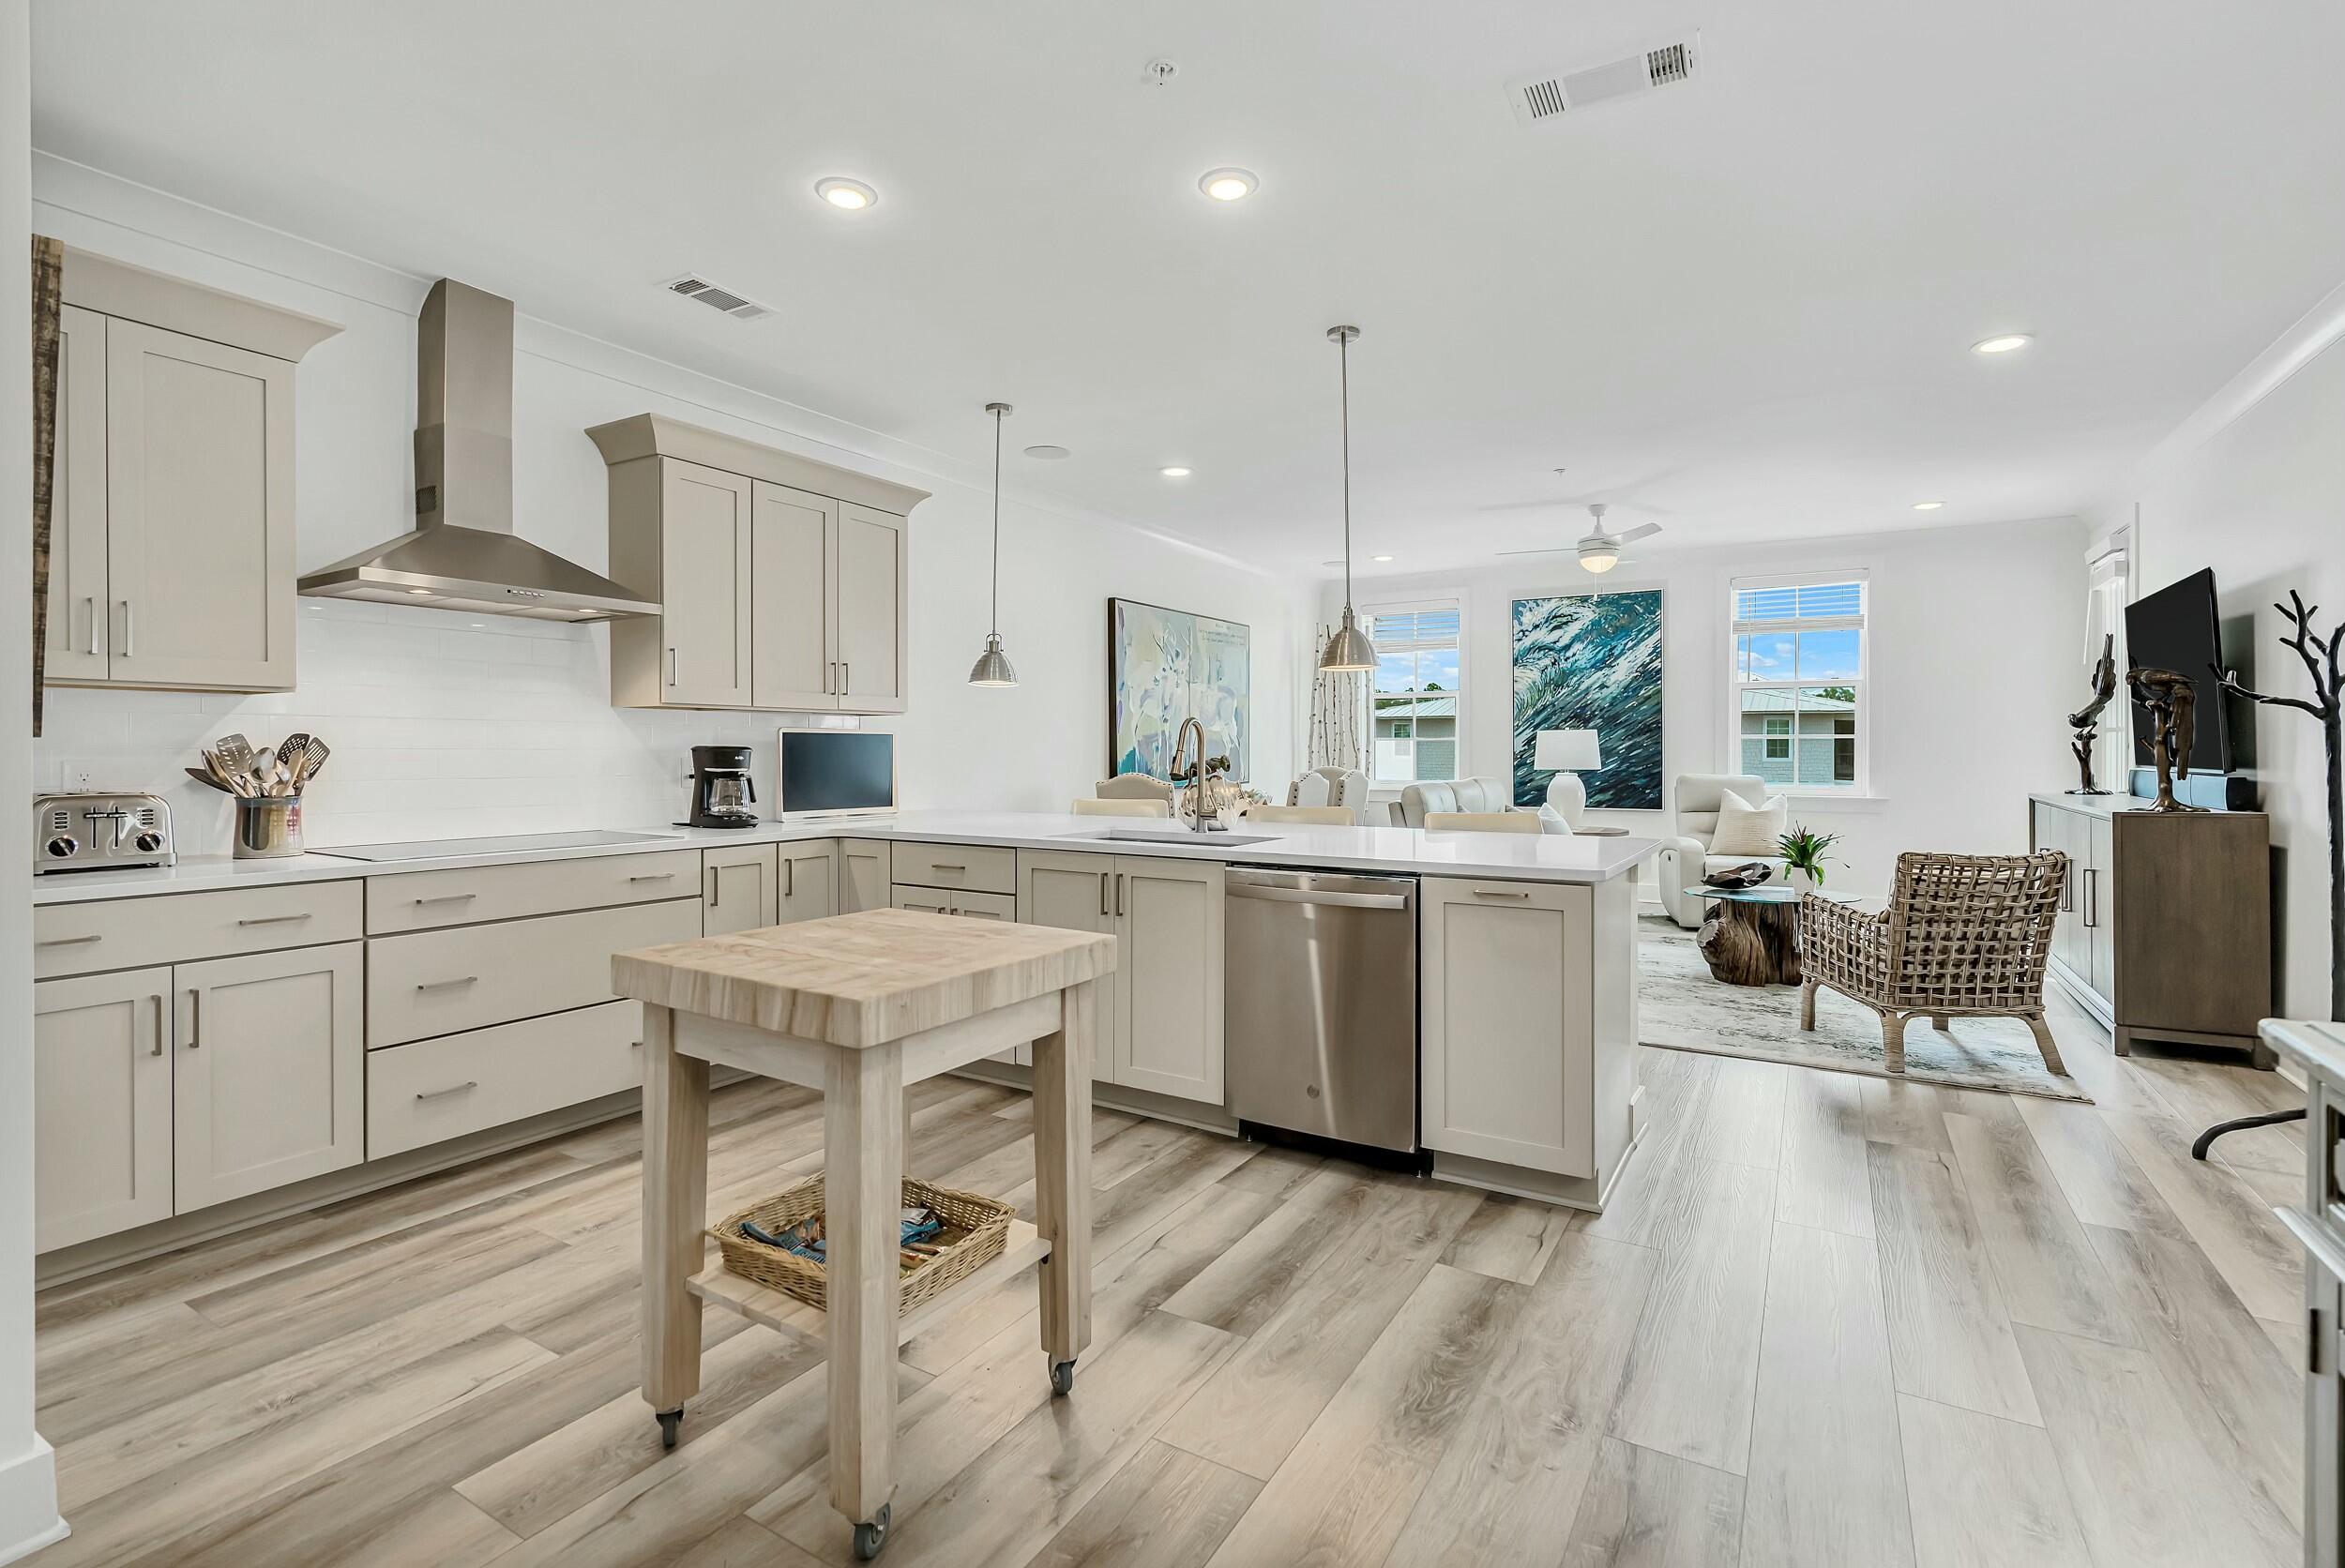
[710,1174,1014,1316]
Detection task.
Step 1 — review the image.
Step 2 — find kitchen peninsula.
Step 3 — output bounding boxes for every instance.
[30,810,1655,1280]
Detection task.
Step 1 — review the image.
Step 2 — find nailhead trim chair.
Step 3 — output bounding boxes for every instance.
[1799,850,2070,1076]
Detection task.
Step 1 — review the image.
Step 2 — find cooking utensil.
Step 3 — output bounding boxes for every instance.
[185,766,236,794]
[292,737,329,786]
[213,732,256,779]
[200,746,254,797]
[277,732,310,773]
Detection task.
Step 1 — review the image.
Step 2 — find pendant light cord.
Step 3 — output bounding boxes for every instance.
[1339,330,1354,610]
[990,405,1004,638]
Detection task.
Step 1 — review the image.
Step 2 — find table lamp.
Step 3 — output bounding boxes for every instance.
[1535,730,1602,829]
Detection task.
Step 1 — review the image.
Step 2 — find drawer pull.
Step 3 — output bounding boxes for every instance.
[37,933,102,947]
[413,893,477,907]
[237,912,312,927]
[628,873,676,883]
[1472,886,1533,900]
[931,863,967,872]
[415,975,479,992]
[415,1080,478,1102]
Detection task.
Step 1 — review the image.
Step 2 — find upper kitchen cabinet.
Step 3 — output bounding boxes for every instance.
[590,414,924,714]
[50,247,340,692]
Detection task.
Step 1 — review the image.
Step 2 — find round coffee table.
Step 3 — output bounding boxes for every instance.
[1695,884,1804,986]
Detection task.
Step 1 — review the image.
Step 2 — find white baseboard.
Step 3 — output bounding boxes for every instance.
[0,1437,65,1568]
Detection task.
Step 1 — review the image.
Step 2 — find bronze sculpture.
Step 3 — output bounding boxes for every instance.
[2066,633,2117,794]
[2126,666,2207,812]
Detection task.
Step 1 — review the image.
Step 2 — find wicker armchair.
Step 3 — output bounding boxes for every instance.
[1800,851,2070,1076]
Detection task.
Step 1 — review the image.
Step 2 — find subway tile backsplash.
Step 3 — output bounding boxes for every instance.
[35,597,786,856]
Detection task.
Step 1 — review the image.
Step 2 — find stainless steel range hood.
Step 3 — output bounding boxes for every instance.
[298,280,659,622]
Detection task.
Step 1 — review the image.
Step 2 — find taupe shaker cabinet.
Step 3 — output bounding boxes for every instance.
[589,414,925,715]
[49,247,340,692]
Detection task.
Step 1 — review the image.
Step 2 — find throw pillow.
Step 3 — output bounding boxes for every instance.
[1709,790,1788,857]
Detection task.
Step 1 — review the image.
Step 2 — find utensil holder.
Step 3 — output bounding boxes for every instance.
[234,794,304,859]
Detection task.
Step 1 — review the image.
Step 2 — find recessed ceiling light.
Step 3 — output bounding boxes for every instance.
[1023,445,1070,460]
[1371,555,1394,563]
[815,177,877,211]
[1971,333,2032,355]
[1912,501,1944,511]
[1159,465,1192,478]
[1198,168,1257,202]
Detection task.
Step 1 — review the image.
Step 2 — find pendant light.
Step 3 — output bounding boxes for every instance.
[967,401,1019,687]
[1319,324,1378,671]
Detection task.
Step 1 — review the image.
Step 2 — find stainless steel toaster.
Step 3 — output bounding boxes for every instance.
[34,792,174,874]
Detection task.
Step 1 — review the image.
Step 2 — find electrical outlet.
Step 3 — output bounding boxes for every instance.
[57,760,96,793]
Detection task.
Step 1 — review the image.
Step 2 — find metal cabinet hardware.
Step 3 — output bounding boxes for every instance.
[1098,871,1109,917]
[81,596,95,655]
[415,975,478,991]
[414,892,476,907]
[667,647,678,686]
[1472,886,1533,900]
[151,993,164,1057]
[37,933,102,947]
[706,867,719,907]
[119,599,132,657]
[415,1080,478,1102]
[628,873,675,883]
[236,912,311,927]
[785,855,795,899]
[186,988,201,1049]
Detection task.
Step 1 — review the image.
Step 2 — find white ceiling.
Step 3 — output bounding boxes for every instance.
[31,0,2345,577]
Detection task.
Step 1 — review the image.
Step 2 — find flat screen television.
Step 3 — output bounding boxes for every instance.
[2125,567,2231,776]
[775,729,897,818]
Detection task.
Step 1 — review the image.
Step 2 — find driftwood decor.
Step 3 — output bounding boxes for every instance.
[2217,590,2345,1020]
[2067,632,2118,794]
[2126,665,2206,812]
[31,234,62,735]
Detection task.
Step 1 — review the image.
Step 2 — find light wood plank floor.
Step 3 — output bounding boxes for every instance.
[34,988,2307,1567]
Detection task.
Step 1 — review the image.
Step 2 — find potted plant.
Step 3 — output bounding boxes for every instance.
[1777,823,1840,893]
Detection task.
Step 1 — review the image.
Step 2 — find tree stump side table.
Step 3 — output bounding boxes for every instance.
[1696,885,1804,986]
[613,907,1116,1560]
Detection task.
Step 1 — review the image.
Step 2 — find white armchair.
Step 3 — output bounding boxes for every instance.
[1656,773,1787,928]
[1398,776,1514,827]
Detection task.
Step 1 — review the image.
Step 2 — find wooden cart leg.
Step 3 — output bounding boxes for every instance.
[1031,979,1096,1381]
[826,1043,904,1534]
[641,1004,709,1436]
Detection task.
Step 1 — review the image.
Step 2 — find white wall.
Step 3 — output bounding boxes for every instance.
[29,159,1308,853]
[2085,278,2345,1020]
[1330,514,2085,898]
[1,7,68,1561]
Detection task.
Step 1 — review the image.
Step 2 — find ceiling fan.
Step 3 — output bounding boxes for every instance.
[1499,503,1662,574]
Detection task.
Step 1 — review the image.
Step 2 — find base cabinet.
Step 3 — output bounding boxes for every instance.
[174,942,365,1212]
[703,844,779,936]
[33,966,174,1252]
[1421,878,1595,1178]
[1017,850,1220,1103]
[838,838,889,914]
[779,842,839,924]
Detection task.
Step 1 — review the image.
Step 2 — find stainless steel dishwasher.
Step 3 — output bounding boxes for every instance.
[1224,866,1419,1155]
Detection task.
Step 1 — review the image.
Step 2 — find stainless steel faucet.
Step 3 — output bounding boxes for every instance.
[1169,716,1228,832]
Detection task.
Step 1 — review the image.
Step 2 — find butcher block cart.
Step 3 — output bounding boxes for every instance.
[614,907,1114,1559]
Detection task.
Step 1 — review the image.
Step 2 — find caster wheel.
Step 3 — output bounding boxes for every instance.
[1050,1359,1077,1396]
[853,1503,891,1560]
[656,1409,683,1451]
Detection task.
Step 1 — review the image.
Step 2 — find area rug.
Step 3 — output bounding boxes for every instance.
[1637,917,2092,1102]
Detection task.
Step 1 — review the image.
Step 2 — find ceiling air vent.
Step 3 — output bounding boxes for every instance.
[662,274,774,321]
[1506,33,1701,125]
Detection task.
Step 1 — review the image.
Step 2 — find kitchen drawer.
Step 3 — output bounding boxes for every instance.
[368,897,701,1048]
[34,880,361,980]
[365,848,702,934]
[890,841,1015,896]
[368,1000,644,1157]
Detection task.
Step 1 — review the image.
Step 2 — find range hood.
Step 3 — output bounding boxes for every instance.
[298,280,659,622]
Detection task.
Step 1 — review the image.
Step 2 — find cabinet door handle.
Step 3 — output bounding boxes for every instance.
[840,660,850,694]
[706,866,719,908]
[82,596,95,656]
[151,992,164,1057]
[416,975,478,991]
[237,912,312,927]
[1472,885,1532,900]
[37,933,102,947]
[119,599,132,658]
[628,873,675,883]
[2083,867,2097,928]
[931,863,966,872]
[413,892,476,908]
[1115,872,1125,917]
[415,1081,478,1102]
[785,855,794,899]
[667,647,678,687]
[186,988,200,1049]
[1098,870,1109,916]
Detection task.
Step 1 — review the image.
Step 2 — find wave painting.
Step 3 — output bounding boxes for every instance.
[1511,590,1663,810]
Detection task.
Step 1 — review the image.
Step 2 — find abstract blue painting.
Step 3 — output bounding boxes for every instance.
[1110,598,1250,782]
[1511,590,1663,810]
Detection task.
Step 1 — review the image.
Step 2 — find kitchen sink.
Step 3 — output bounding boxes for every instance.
[1054,827,1283,848]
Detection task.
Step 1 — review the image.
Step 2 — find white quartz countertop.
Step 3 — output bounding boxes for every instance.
[31,809,1657,905]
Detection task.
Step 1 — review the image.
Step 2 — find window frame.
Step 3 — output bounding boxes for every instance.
[1360,594,1468,789]
[1727,569,1870,795]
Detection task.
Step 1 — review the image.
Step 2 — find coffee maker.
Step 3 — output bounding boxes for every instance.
[688,746,758,828]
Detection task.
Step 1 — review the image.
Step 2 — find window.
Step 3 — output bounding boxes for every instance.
[1730,574,1867,792]
[1364,599,1463,784]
